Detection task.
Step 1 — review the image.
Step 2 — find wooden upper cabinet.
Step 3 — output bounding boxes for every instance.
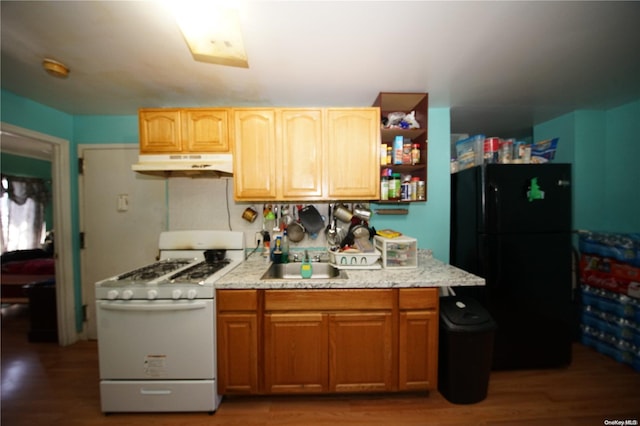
[233,107,380,201]
[232,109,278,200]
[139,109,182,153]
[278,109,324,199]
[183,109,229,152]
[325,108,380,200]
[138,108,230,154]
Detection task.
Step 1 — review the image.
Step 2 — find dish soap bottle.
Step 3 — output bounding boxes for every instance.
[300,250,313,279]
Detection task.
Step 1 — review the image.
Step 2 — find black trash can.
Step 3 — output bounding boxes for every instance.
[22,278,58,343]
[438,296,496,404]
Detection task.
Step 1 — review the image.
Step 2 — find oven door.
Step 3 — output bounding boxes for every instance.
[96,299,215,380]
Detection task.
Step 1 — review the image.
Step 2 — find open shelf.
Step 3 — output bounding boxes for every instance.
[373,92,429,203]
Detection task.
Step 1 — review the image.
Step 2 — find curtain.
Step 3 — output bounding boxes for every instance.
[0,174,50,254]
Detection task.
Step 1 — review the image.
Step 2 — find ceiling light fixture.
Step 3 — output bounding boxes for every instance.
[163,0,249,68]
[42,58,70,78]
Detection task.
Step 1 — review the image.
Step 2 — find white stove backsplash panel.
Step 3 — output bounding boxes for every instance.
[167,177,334,250]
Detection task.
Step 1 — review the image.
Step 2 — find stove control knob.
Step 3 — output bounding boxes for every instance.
[107,290,119,300]
[147,289,158,300]
[171,289,183,300]
[187,289,198,299]
[122,290,134,300]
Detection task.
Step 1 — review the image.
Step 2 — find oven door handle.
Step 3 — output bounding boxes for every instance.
[98,301,207,312]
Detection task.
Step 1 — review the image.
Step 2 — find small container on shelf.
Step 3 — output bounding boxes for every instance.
[380,175,389,201]
[411,143,421,165]
[393,135,404,165]
[380,144,388,165]
[374,235,418,269]
[417,180,426,200]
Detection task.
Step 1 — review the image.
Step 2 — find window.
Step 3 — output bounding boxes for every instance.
[0,174,49,253]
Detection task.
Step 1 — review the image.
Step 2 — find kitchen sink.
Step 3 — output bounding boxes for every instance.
[261,262,346,280]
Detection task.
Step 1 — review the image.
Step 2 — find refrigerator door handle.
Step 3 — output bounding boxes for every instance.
[489,183,500,231]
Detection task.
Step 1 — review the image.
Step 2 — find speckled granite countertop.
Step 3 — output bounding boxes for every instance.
[215,249,485,290]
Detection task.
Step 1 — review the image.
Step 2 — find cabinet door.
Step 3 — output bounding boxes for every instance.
[279,109,324,199]
[183,109,229,152]
[329,312,393,392]
[232,109,277,200]
[264,312,329,393]
[139,109,182,153]
[217,313,259,394]
[398,310,438,390]
[325,108,380,199]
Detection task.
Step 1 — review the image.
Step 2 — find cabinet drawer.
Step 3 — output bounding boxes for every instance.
[398,288,438,310]
[265,289,394,311]
[217,290,258,311]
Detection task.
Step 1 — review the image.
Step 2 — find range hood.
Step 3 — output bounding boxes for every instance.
[131,153,233,174]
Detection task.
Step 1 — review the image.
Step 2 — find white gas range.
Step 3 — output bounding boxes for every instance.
[95,230,244,414]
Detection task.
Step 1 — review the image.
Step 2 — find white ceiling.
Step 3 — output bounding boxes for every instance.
[2,1,640,137]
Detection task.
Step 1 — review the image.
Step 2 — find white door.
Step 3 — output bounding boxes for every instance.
[80,146,166,339]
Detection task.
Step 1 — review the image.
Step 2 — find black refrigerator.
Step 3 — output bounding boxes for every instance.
[450,163,573,370]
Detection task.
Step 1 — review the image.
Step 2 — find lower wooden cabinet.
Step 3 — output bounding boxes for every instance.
[398,288,439,390]
[217,288,438,396]
[217,290,259,394]
[329,312,393,392]
[264,313,329,393]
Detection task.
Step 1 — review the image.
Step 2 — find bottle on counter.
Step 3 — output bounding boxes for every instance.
[262,231,271,258]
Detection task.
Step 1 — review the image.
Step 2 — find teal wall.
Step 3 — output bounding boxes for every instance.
[0,152,54,231]
[603,101,640,232]
[74,115,139,144]
[534,100,640,233]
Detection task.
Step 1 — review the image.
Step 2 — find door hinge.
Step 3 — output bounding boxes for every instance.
[78,158,84,175]
[79,232,85,249]
[82,304,88,322]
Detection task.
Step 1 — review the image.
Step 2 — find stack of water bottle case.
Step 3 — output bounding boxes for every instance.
[578,231,640,371]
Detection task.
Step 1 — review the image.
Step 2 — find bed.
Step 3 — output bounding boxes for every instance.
[1,249,55,305]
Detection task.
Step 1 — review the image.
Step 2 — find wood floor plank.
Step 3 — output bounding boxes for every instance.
[2,303,639,426]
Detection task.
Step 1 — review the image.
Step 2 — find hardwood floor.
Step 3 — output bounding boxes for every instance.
[2,303,639,426]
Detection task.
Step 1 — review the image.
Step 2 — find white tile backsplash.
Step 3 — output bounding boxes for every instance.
[167,177,337,250]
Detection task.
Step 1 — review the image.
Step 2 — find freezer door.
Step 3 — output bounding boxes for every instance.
[483,164,571,234]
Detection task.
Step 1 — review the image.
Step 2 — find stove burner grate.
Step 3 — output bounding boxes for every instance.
[169,259,230,282]
[117,259,194,281]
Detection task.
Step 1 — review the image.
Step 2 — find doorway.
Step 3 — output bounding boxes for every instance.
[0,122,76,346]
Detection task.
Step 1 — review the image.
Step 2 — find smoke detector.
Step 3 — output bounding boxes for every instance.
[42,58,70,78]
